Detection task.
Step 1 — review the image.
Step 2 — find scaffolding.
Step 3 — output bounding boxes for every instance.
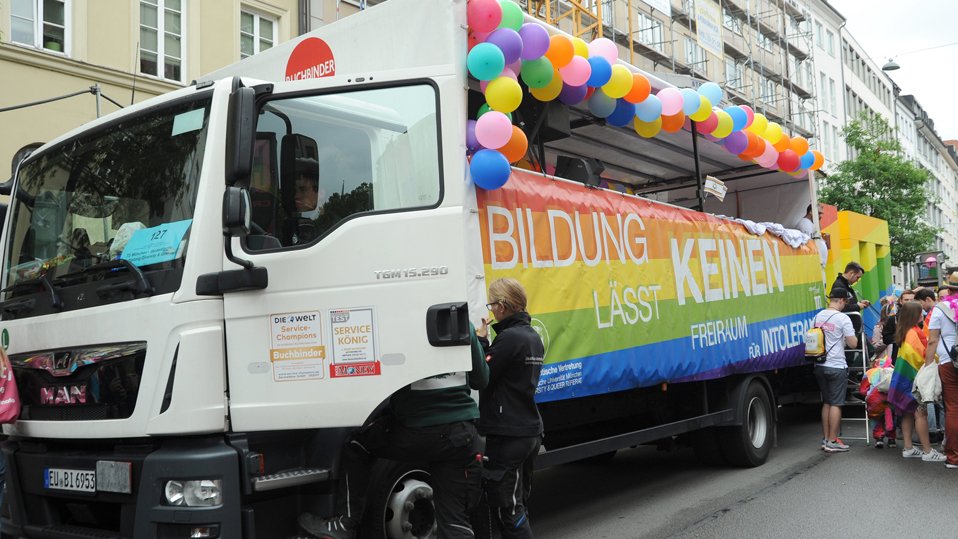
[524,0,604,40]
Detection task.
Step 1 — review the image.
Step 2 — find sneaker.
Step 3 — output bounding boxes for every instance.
[874,439,884,449]
[902,447,924,458]
[945,463,958,469]
[823,440,849,453]
[830,438,849,450]
[820,438,826,450]
[298,514,357,539]
[922,449,947,463]
[888,437,897,448]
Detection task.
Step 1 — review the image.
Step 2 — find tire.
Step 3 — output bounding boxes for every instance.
[360,460,436,539]
[717,381,774,467]
[690,428,727,466]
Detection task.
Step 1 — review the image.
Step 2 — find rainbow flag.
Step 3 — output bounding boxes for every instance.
[888,327,925,414]
[477,170,823,403]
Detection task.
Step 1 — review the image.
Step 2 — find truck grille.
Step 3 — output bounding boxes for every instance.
[10,343,146,421]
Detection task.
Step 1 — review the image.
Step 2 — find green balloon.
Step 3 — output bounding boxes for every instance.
[498,1,524,31]
[477,103,512,121]
[520,57,554,89]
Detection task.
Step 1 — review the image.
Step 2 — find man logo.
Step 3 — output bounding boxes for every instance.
[530,318,550,359]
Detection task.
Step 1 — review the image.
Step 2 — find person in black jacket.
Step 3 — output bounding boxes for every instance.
[829,261,871,332]
[477,278,544,539]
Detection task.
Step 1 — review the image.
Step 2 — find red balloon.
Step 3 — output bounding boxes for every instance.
[696,112,718,134]
[777,149,801,172]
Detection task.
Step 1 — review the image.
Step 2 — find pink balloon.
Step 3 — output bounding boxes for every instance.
[559,55,591,87]
[480,67,518,92]
[587,37,618,63]
[468,0,502,33]
[506,59,522,74]
[696,112,718,134]
[757,141,778,168]
[475,111,513,150]
[740,105,755,129]
[658,88,684,116]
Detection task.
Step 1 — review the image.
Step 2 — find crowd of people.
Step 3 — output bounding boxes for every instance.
[298,278,544,539]
[812,261,958,470]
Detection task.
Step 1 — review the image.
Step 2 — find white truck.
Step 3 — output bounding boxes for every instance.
[0,0,824,538]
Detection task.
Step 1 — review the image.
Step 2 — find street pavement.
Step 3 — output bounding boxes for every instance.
[529,405,956,538]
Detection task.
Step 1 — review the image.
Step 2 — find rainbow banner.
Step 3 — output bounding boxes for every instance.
[478,170,824,403]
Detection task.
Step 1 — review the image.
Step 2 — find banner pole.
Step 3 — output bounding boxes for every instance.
[690,120,704,211]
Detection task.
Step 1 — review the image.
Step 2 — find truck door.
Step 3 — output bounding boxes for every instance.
[220,77,473,431]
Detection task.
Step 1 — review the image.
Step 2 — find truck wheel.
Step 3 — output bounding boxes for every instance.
[718,382,773,467]
[361,460,436,539]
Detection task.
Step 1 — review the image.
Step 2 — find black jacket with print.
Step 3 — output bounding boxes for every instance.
[478,312,545,437]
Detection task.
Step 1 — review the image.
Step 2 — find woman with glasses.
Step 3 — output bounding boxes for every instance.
[476,278,544,539]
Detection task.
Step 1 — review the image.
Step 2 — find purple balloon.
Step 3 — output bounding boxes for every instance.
[518,23,550,61]
[558,84,588,105]
[486,28,523,65]
[723,131,748,154]
[466,119,481,152]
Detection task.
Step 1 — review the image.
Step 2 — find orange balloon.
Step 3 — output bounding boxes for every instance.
[744,132,765,158]
[623,73,652,104]
[773,134,791,152]
[790,136,809,155]
[661,111,686,133]
[500,125,529,163]
[544,35,575,69]
[810,150,825,171]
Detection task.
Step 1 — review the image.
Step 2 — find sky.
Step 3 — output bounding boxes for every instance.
[829,0,958,140]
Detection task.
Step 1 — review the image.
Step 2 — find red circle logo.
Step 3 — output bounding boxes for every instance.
[285,38,336,81]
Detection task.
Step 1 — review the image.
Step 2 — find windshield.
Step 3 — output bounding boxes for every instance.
[3,94,210,307]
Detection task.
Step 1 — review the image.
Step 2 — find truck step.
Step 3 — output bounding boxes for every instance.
[23,524,121,539]
[252,467,330,492]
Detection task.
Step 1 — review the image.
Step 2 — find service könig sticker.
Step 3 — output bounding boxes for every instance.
[329,307,380,378]
[269,311,326,381]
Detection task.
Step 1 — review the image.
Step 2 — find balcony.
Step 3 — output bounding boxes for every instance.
[782,0,808,22]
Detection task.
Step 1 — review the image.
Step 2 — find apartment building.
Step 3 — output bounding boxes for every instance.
[0,0,378,182]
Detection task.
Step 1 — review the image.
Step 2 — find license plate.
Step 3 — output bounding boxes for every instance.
[44,468,96,493]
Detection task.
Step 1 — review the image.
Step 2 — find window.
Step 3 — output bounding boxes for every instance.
[722,9,741,34]
[10,0,68,53]
[725,59,744,91]
[831,124,839,160]
[241,10,275,59]
[759,76,775,103]
[637,13,663,52]
[819,72,827,113]
[822,122,831,160]
[685,37,706,71]
[247,84,441,250]
[140,0,184,82]
[814,20,823,48]
[825,29,835,57]
[758,33,773,51]
[828,78,836,115]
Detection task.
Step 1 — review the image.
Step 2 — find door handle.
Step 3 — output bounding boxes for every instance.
[425,302,470,347]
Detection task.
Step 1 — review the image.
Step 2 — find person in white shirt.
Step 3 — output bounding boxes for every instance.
[926,272,958,468]
[813,288,858,453]
[797,204,828,269]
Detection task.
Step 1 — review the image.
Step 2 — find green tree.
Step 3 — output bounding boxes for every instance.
[818,112,938,267]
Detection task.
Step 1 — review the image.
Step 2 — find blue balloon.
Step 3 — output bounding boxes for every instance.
[799,151,815,169]
[586,57,612,87]
[467,43,506,81]
[725,106,747,132]
[698,82,724,106]
[587,91,616,118]
[681,88,701,116]
[470,149,511,190]
[634,94,663,122]
[558,84,588,105]
[606,99,636,127]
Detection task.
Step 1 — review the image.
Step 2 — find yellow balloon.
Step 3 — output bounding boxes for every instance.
[571,37,589,58]
[712,110,733,139]
[601,65,634,99]
[688,96,712,122]
[529,70,563,102]
[764,121,784,144]
[485,77,523,113]
[747,113,768,135]
[634,117,662,138]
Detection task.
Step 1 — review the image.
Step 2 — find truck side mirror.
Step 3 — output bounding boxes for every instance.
[226,86,257,186]
[223,186,251,237]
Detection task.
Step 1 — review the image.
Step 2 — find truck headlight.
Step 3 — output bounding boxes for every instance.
[164,479,223,507]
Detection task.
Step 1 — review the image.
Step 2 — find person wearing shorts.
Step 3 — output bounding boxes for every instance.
[813,288,858,452]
